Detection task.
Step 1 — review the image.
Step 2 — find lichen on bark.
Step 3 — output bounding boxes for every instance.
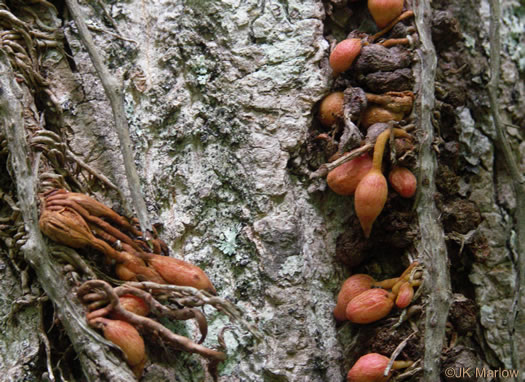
[1,0,524,380]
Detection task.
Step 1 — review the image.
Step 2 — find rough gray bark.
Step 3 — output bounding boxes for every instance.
[487,0,524,376]
[0,0,524,381]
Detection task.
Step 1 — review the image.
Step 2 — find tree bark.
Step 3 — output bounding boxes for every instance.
[0,0,523,381]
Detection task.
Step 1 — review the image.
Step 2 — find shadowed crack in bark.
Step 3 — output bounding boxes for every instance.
[0,49,137,382]
[411,1,452,380]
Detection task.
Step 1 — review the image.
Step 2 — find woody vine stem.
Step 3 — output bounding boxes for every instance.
[411,0,451,381]
[0,50,137,382]
[65,0,152,237]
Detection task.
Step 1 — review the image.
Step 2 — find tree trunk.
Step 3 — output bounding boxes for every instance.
[0,0,523,381]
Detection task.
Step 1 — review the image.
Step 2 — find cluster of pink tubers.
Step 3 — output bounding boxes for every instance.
[327,1,407,77]
[334,262,421,324]
[38,189,218,375]
[335,268,419,381]
[324,2,417,381]
[320,2,416,236]
[326,128,417,238]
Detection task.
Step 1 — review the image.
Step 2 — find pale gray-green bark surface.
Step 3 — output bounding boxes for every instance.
[0,0,524,381]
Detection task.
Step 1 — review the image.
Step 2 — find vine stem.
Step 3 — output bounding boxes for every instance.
[487,0,524,378]
[368,10,415,43]
[0,49,136,382]
[411,1,452,380]
[65,0,152,237]
[384,331,417,377]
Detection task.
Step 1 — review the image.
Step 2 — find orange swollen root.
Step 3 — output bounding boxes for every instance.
[319,92,344,127]
[147,254,217,294]
[45,191,134,232]
[388,167,417,198]
[327,154,374,196]
[395,282,414,309]
[39,207,97,249]
[354,170,388,238]
[119,295,150,316]
[114,251,166,284]
[345,288,395,324]
[334,263,421,322]
[391,262,420,295]
[115,263,137,281]
[330,38,362,75]
[111,295,150,321]
[347,353,413,382]
[355,129,391,238]
[361,106,404,129]
[334,274,375,321]
[367,0,405,29]
[92,317,147,378]
[347,353,390,382]
[39,205,129,263]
